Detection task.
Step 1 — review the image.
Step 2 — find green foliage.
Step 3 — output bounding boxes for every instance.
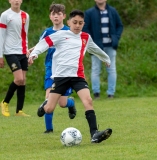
[1,97,157,159]
[116,24,157,97]
[1,0,157,99]
[108,0,157,26]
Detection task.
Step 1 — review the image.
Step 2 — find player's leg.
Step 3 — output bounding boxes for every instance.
[58,95,76,119]
[15,55,30,116]
[39,78,54,133]
[37,77,69,117]
[77,88,112,143]
[58,88,76,119]
[1,77,18,116]
[37,92,61,117]
[73,78,112,143]
[44,88,53,133]
[44,112,53,133]
[1,55,24,116]
[77,88,96,134]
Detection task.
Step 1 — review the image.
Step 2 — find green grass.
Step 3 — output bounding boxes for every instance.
[0,97,157,160]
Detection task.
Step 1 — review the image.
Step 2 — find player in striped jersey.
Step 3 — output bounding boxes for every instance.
[28,10,112,143]
[0,0,30,117]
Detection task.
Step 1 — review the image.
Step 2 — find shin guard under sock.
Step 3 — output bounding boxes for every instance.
[85,110,98,137]
[66,98,74,108]
[16,85,25,113]
[4,81,18,103]
[44,112,53,130]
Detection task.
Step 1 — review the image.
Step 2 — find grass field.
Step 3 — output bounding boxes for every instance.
[0,97,157,160]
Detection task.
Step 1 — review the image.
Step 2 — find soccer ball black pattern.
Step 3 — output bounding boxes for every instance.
[60,127,82,146]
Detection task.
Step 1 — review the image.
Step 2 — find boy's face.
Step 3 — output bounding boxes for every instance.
[9,0,22,7]
[95,0,107,4]
[49,11,66,25]
[67,15,85,34]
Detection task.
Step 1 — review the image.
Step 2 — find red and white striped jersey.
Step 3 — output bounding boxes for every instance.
[0,8,29,58]
[30,30,111,78]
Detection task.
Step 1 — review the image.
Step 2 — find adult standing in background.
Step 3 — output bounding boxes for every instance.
[0,0,30,116]
[83,0,123,99]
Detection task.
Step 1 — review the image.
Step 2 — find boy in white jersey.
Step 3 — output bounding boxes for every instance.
[0,0,30,117]
[28,3,76,133]
[28,10,112,143]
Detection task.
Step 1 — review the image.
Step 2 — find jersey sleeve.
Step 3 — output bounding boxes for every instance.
[86,35,111,65]
[0,13,7,58]
[29,31,61,59]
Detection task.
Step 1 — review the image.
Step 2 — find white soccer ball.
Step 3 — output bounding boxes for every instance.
[60,127,82,146]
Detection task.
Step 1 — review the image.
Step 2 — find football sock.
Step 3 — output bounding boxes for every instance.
[85,110,98,137]
[66,98,74,108]
[45,112,53,130]
[16,85,25,113]
[4,81,18,103]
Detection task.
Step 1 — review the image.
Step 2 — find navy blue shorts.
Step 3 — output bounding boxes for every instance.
[45,78,72,96]
[50,77,89,95]
[5,54,28,72]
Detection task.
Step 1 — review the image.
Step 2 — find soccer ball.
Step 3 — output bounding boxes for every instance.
[60,127,82,146]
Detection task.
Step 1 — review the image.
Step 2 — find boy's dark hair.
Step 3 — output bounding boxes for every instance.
[49,3,65,14]
[69,10,84,19]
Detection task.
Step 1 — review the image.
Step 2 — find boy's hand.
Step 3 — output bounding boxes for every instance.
[26,50,31,58]
[104,62,110,67]
[26,47,34,58]
[28,56,35,65]
[0,58,4,68]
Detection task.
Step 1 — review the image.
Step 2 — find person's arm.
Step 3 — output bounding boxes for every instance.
[87,36,111,66]
[0,12,7,68]
[115,10,123,40]
[28,31,61,65]
[27,30,48,58]
[26,46,35,58]
[28,37,50,64]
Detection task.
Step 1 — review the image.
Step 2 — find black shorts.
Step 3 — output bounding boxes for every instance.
[5,54,28,72]
[50,77,89,95]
